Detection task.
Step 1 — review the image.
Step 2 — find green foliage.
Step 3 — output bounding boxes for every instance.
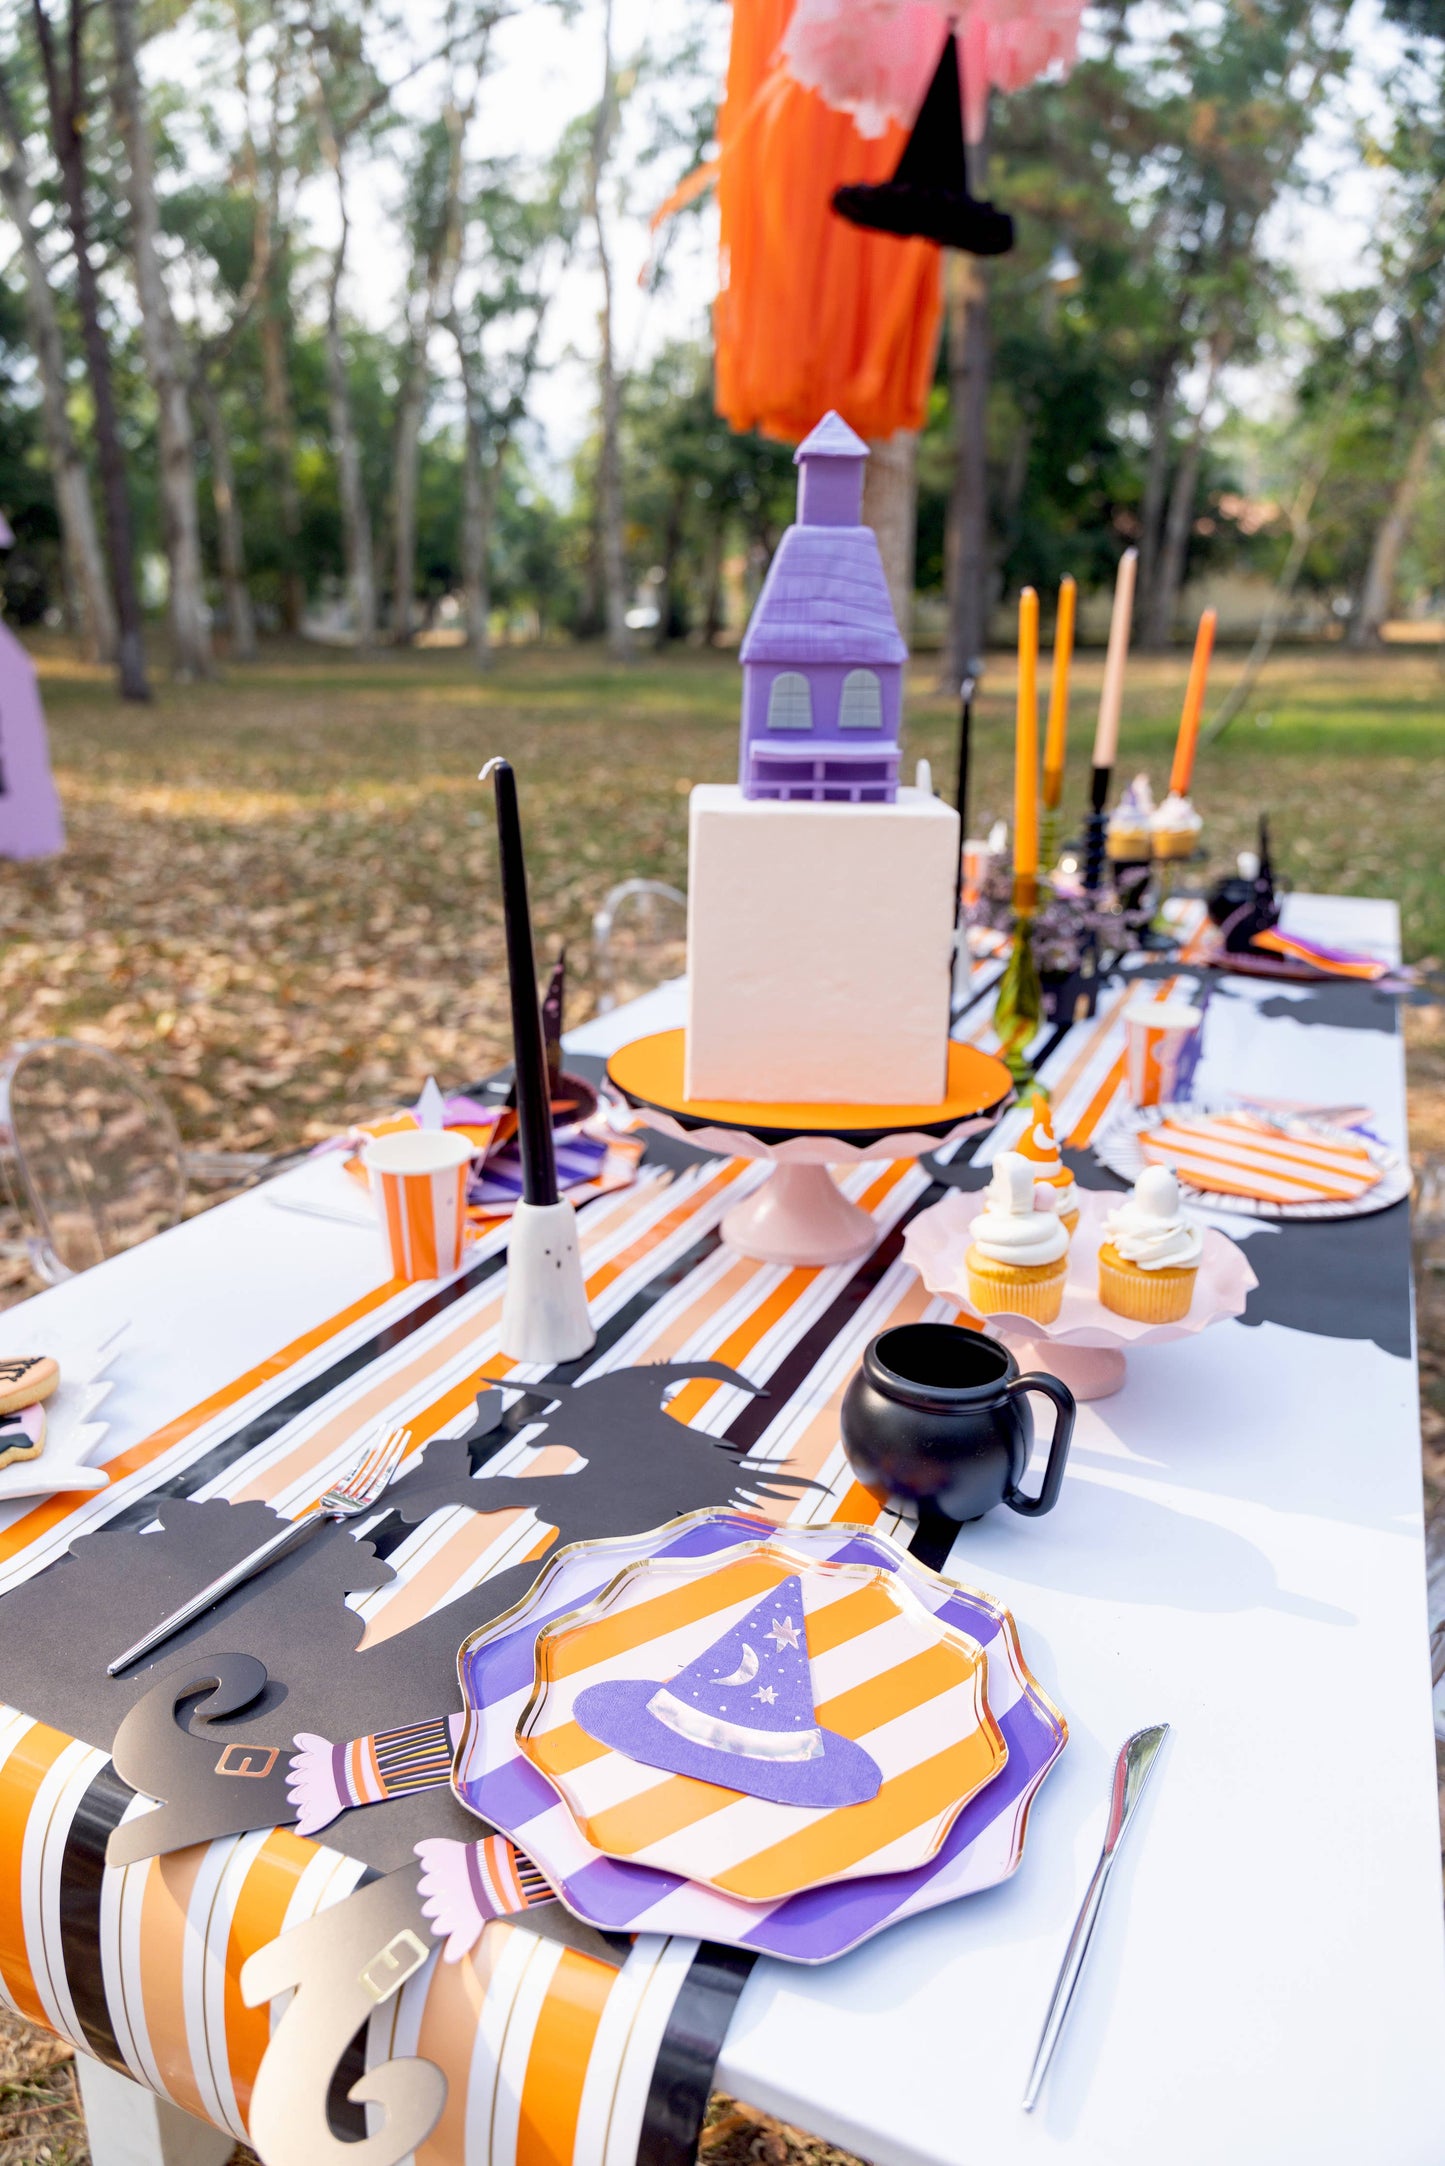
[617,340,793,641]
[0,0,1441,649]
[0,274,57,623]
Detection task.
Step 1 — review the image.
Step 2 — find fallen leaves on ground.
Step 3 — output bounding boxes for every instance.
[0,2009,84,2166]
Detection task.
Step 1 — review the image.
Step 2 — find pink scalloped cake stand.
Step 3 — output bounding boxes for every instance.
[607,1031,1013,1267]
[902,1186,1257,1398]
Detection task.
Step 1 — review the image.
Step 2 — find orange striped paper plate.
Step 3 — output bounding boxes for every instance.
[1137,1112,1381,1205]
[516,1544,1008,1904]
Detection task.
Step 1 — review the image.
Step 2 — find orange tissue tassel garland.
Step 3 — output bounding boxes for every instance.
[712,0,945,443]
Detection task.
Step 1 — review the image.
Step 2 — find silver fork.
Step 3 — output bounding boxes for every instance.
[108,1424,413,1677]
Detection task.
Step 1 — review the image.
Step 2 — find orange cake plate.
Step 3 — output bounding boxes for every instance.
[607,1031,1013,1267]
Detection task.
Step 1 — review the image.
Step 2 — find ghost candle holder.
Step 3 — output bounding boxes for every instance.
[480,759,595,1365]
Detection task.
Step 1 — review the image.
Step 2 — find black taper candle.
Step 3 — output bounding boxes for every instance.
[483,758,558,1208]
[954,670,977,924]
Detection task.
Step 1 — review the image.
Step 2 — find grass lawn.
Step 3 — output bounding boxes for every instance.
[1,634,1442,1160]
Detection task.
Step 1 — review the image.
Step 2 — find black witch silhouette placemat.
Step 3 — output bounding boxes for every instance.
[0,1366,817,1869]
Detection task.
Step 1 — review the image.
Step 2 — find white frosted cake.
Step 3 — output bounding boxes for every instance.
[684,783,959,1105]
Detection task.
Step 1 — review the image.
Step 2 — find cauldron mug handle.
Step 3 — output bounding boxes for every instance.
[1002,1373,1075,1517]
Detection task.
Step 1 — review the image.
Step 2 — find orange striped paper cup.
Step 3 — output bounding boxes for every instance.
[962,839,992,909]
[362,1129,474,1280]
[1123,997,1202,1108]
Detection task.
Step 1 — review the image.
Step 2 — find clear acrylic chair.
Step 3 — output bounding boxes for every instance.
[0,1040,272,1283]
[591,880,687,1014]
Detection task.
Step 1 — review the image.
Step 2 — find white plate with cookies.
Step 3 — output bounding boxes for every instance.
[0,1327,127,1500]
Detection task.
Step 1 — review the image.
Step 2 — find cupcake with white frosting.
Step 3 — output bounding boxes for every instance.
[1106,774,1155,861]
[1150,790,1203,861]
[966,1153,1071,1324]
[1015,1100,1079,1235]
[1098,1165,1203,1322]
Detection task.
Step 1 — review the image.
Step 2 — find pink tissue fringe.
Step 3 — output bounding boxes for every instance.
[781,0,1084,141]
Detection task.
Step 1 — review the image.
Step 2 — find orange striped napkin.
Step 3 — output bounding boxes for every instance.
[1249,928,1390,981]
[1138,1113,1381,1204]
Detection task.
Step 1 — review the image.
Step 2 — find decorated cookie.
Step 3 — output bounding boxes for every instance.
[0,1356,59,1414]
[0,1401,46,1471]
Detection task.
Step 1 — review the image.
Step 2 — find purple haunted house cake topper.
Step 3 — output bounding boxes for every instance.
[573,1572,882,1807]
[738,412,907,804]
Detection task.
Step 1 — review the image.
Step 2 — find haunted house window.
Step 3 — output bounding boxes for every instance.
[767,672,812,730]
[838,669,882,729]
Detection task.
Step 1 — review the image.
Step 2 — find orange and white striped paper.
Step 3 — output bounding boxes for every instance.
[1139,1113,1381,1204]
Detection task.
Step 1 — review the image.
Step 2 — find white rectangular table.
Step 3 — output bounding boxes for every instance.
[0,895,1440,2166]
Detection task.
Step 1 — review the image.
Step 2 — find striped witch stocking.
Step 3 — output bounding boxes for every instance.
[417,1836,555,1961]
[288,1713,463,1836]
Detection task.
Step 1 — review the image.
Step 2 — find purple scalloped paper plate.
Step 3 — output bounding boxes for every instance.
[446,1509,1067,1963]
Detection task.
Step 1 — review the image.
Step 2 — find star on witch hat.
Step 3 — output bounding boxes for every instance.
[832,31,1014,257]
[573,1574,882,1807]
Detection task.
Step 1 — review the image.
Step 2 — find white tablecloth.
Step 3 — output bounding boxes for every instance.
[2,895,1440,2166]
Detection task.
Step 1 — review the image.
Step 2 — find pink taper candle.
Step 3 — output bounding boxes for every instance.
[1092,548,1138,769]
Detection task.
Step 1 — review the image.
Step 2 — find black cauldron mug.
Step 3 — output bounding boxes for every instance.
[839,1322,1075,1522]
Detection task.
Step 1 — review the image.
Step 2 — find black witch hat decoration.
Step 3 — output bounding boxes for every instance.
[832,30,1014,257]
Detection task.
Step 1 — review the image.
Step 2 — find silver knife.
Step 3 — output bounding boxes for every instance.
[1021,1722,1169,2112]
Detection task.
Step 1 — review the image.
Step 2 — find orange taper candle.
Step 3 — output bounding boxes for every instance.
[1169,607,1217,797]
[1042,575,1076,809]
[1014,585,1040,910]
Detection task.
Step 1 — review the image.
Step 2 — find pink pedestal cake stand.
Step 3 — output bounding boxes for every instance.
[606,1030,1013,1268]
[902,1186,1258,1398]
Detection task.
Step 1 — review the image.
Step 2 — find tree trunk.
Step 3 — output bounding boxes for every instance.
[232,0,302,635]
[0,113,116,662]
[595,245,629,656]
[576,513,604,640]
[589,0,630,659]
[459,388,494,663]
[1347,407,1439,648]
[996,415,1031,567]
[25,4,149,698]
[1135,357,1178,634]
[391,103,467,647]
[390,352,426,645]
[941,247,991,689]
[195,368,257,661]
[317,129,375,648]
[702,519,725,645]
[1140,438,1198,649]
[863,430,918,644]
[653,475,688,648]
[1142,341,1224,650]
[108,0,212,680]
[259,301,305,632]
[325,298,376,647]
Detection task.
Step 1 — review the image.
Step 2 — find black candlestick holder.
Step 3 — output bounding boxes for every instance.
[1071,765,1113,1018]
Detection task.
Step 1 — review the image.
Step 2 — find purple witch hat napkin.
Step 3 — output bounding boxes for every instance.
[572,1573,881,1808]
